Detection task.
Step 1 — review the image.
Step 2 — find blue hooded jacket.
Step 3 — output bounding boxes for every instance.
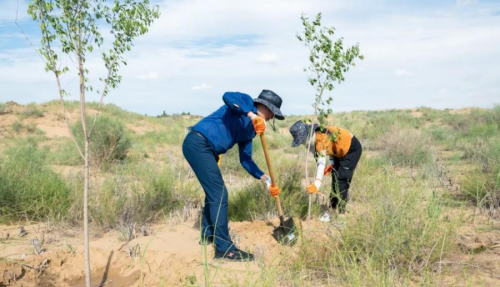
[191,92,264,179]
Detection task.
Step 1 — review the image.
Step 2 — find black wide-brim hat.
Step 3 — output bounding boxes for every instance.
[290,121,308,147]
[253,90,285,120]
[289,121,319,147]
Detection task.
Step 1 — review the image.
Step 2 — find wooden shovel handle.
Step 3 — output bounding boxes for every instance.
[260,133,284,219]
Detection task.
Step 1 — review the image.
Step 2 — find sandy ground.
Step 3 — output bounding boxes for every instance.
[2,208,500,287]
[0,217,339,287]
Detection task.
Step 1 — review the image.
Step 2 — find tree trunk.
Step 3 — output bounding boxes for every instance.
[84,137,91,287]
[79,55,91,287]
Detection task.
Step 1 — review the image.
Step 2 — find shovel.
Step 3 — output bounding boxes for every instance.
[260,133,297,245]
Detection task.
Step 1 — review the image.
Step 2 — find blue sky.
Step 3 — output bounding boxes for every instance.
[0,0,499,116]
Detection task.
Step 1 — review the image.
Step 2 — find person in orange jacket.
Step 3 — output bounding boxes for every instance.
[289,121,362,222]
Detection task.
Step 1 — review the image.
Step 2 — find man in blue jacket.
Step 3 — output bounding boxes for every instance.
[182,90,284,262]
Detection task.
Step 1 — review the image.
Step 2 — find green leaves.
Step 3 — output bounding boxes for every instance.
[297,12,363,125]
[28,0,160,94]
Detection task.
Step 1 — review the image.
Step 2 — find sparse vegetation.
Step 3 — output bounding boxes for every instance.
[0,142,71,222]
[379,127,433,167]
[0,103,8,115]
[1,102,499,286]
[19,104,44,119]
[11,121,24,133]
[72,115,131,168]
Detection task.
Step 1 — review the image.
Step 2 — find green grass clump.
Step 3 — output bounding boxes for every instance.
[378,127,433,167]
[462,169,500,209]
[72,115,131,168]
[11,121,24,133]
[88,162,182,231]
[20,104,44,119]
[0,102,8,115]
[0,143,71,222]
[460,139,500,209]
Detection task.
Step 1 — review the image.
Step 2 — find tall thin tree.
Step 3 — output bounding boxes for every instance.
[297,13,363,228]
[27,1,159,286]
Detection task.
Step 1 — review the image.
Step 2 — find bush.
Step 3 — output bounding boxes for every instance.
[20,104,44,118]
[11,121,24,133]
[460,139,500,209]
[378,127,433,167]
[0,144,71,222]
[89,163,180,231]
[0,103,8,115]
[72,115,131,168]
[462,169,500,209]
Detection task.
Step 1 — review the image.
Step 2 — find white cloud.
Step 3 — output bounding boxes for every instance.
[256,53,278,65]
[394,69,413,77]
[439,89,448,94]
[136,71,158,80]
[2,0,500,116]
[192,83,212,90]
[456,0,477,7]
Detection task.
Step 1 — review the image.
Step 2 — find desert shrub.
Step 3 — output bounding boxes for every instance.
[462,169,500,209]
[0,103,8,115]
[72,115,131,168]
[20,104,44,118]
[89,163,180,230]
[25,122,39,133]
[0,144,71,222]
[460,139,500,209]
[377,127,433,166]
[11,121,24,133]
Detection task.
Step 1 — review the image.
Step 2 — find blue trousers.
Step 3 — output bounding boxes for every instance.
[182,132,234,252]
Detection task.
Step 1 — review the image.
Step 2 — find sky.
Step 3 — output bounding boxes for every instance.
[0,0,499,116]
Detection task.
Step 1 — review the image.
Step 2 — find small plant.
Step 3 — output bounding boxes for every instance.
[25,123,38,133]
[378,127,433,167]
[297,12,363,224]
[11,121,24,133]
[0,103,8,115]
[72,115,131,168]
[20,105,44,119]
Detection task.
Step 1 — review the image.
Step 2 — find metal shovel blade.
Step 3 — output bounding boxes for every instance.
[272,216,297,246]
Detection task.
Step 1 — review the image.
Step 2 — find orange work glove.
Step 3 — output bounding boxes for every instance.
[251,115,266,135]
[269,184,281,198]
[324,164,334,176]
[306,183,319,194]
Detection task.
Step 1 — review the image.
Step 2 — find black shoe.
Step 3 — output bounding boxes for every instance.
[214,248,254,262]
[199,236,214,245]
